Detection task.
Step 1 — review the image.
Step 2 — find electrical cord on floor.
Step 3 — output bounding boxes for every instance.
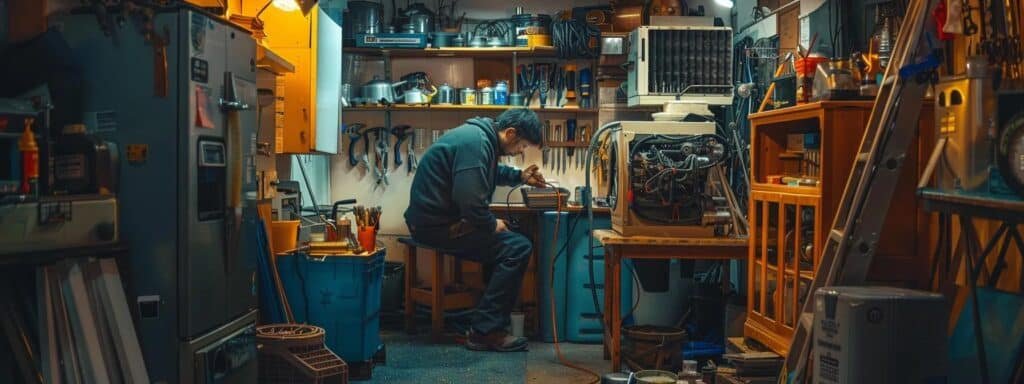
[545,184,603,384]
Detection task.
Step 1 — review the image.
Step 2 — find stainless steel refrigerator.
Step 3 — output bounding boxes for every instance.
[57,5,259,383]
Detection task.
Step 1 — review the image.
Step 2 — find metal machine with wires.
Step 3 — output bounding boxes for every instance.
[607,121,737,237]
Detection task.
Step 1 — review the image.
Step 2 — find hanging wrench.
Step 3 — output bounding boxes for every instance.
[347,123,367,167]
[391,125,412,167]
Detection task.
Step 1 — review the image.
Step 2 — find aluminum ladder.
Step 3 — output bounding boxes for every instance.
[780,0,942,382]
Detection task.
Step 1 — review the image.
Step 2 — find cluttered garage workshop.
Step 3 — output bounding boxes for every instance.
[3,0,1024,382]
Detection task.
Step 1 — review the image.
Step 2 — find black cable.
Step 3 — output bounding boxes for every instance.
[552,18,600,59]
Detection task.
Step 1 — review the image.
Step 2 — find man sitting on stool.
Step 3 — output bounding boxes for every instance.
[404,109,546,352]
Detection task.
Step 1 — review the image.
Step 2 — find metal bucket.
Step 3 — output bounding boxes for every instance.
[622,325,686,372]
[632,370,678,384]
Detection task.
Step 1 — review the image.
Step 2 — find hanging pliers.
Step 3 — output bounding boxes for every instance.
[371,127,390,187]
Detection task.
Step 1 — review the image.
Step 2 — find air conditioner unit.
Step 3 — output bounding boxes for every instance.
[626,26,734,107]
[813,286,947,384]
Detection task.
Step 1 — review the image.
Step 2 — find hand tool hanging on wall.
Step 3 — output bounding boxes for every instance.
[542,120,550,167]
[391,125,412,167]
[564,64,577,108]
[565,119,575,174]
[373,128,390,186]
[553,122,562,173]
[578,67,592,108]
[537,63,552,108]
[416,128,426,149]
[552,65,564,108]
[347,123,367,167]
[407,129,418,173]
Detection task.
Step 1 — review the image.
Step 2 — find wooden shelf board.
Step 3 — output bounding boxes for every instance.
[256,45,295,74]
[345,46,558,58]
[545,141,588,148]
[345,105,598,114]
[751,182,821,195]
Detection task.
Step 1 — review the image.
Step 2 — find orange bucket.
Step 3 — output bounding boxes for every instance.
[357,226,377,251]
[270,220,300,254]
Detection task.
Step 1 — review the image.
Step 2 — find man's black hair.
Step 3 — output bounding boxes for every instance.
[494,108,543,146]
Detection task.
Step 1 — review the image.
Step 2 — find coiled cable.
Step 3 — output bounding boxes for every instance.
[551,18,600,59]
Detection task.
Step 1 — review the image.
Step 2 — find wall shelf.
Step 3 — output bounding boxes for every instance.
[345,46,558,58]
[345,105,599,114]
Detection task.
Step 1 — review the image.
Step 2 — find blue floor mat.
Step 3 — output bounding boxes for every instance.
[365,331,527,383]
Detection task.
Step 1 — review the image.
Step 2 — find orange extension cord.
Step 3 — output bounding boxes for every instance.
[546,187,603,384]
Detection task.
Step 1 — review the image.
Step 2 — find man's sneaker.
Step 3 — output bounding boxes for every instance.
[465,330,528,352]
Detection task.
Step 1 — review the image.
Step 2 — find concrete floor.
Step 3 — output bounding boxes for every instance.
[524,341,609,384]
[367,330,613,383]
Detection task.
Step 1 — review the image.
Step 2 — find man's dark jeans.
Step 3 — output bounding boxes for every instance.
[409,224,532,335]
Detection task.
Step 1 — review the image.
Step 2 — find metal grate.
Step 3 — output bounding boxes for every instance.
[647,28,733,95]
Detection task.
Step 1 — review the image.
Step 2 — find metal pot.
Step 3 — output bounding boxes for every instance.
[411,13,433,34]
[435,83,457,104]
[341,83,353,107]
[361,76,408,105]
[400,85,437,105]
[344,1,383,36]
[401,88,428,104]
[432,32,458,48]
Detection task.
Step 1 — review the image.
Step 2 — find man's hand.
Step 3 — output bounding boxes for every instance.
[521,164,547,187]
[495,219,510,233]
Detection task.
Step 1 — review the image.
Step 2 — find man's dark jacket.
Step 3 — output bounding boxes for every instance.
[404,117,521,234]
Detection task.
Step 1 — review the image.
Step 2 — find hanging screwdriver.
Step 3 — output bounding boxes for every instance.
[564,64,577,108]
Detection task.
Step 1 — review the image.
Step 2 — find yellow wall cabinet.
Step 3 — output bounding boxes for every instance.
[246,3,341,154]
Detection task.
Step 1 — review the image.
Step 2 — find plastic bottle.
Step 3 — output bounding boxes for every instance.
[18,117,38,195]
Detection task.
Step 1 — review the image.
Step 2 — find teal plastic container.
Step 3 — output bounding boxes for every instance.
[538,212,570,342]
[538,212,632,343]
[276,250,385,363]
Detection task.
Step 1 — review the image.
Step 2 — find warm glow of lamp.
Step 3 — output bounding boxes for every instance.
[714,0,734,7]
[272,0,301,12]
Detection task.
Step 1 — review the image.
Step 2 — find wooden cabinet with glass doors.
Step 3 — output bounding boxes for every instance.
[745,101,934,355]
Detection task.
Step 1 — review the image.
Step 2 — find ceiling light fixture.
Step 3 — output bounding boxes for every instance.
[714,0,734,7]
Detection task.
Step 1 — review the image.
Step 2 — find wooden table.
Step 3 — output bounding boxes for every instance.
[594,229,748,371]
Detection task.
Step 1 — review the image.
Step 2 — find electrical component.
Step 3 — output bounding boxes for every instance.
[608,121,733,237]
[625,25,735,107]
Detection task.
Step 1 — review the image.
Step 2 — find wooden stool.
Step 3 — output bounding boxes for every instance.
[398,237,478,342]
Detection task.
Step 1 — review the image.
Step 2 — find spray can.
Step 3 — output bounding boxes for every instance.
[18,117,39,195]
[494,81,509,105]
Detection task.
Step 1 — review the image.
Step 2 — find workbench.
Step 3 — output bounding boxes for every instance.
[593,229,748,372]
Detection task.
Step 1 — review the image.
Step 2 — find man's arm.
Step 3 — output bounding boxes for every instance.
[452,166,498,233]
[496,164,522,187]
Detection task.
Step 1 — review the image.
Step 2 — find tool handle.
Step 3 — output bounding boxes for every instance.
[393,136,408,166]
[566,119,576,156]
[348,135,362,166]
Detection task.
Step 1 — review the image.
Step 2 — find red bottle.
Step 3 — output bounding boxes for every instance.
[18,117,38,195]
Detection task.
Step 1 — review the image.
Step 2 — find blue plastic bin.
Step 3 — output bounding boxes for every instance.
[538,212,632,343]
[565,215,633,343]
[538,212,571,342]
[276,249,385,363]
